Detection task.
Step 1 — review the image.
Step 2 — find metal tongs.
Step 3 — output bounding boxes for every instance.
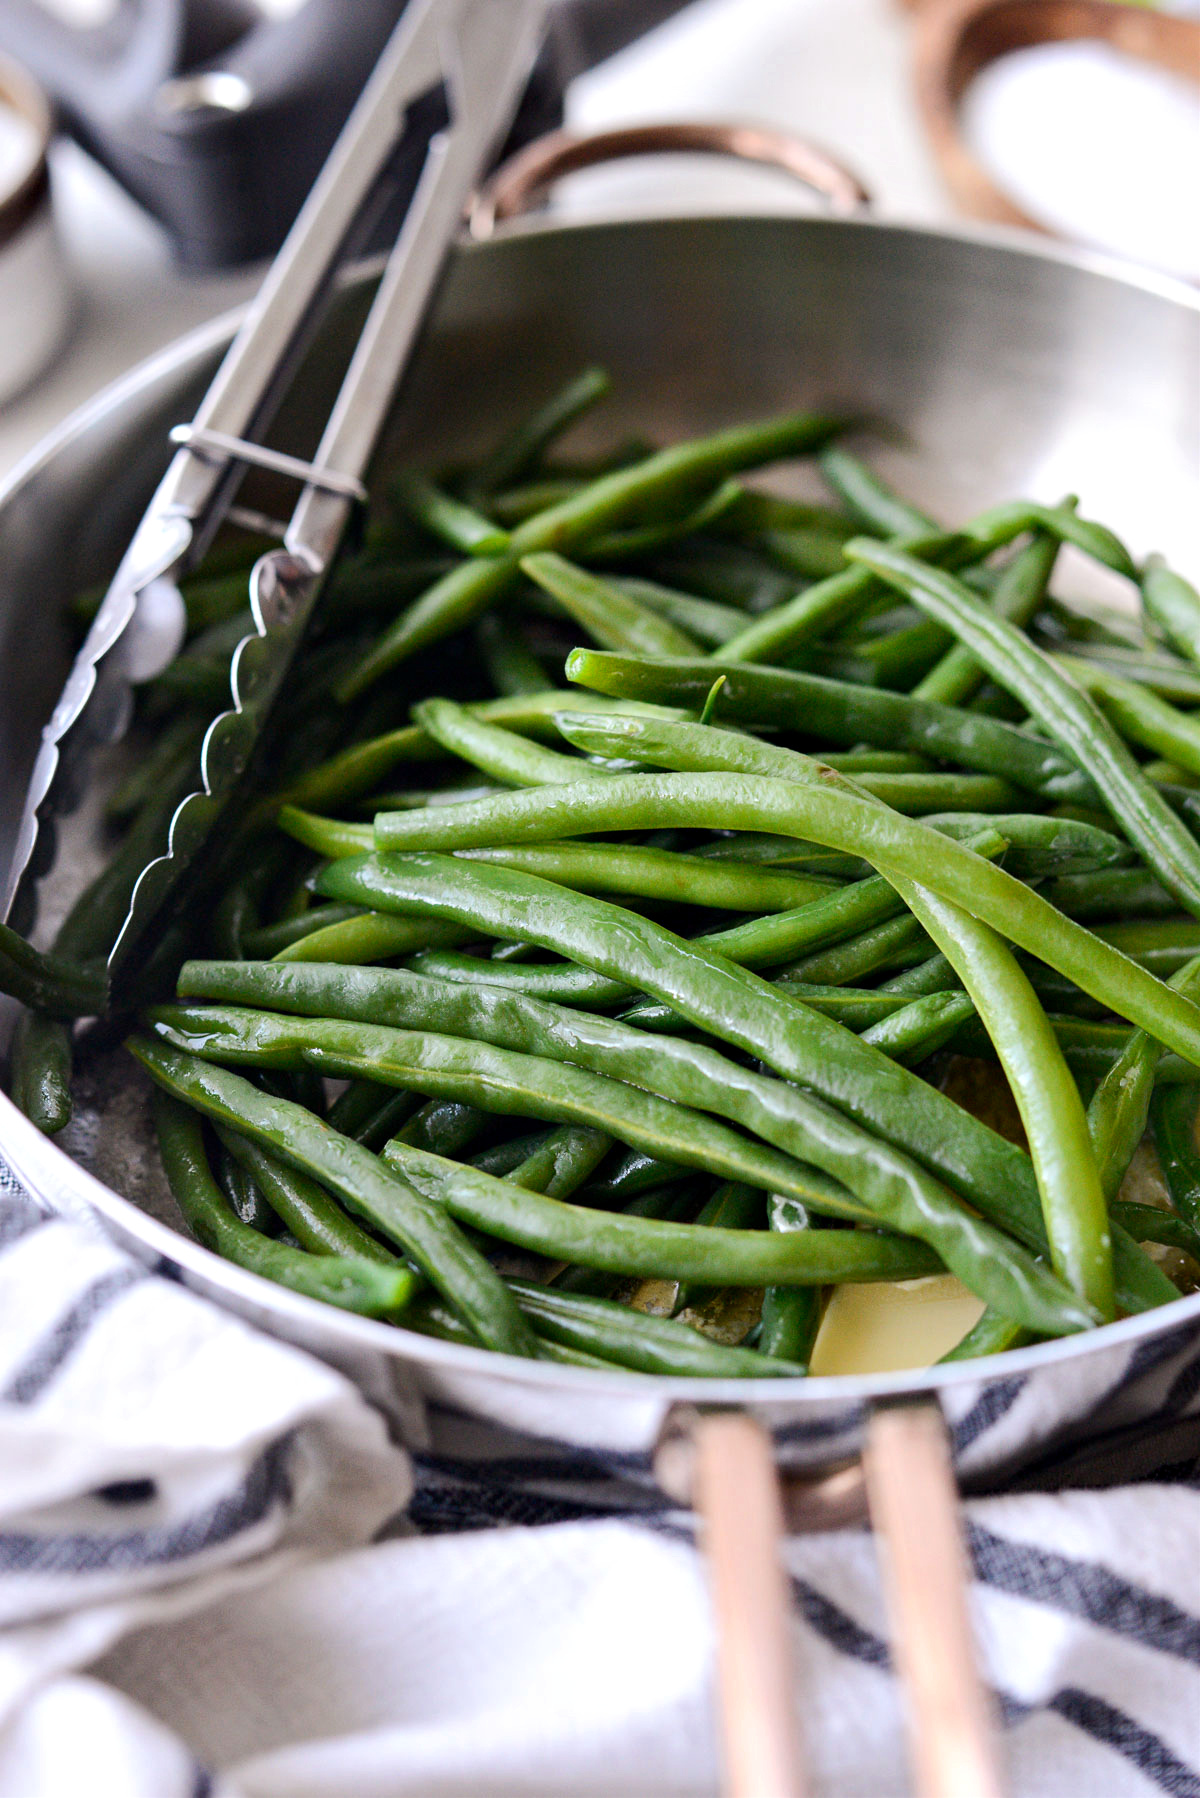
[3,0,546,988]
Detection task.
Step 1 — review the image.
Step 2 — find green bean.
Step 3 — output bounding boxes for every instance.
[584,479,744,562]
[273,913,472,966]
[776,912,929,986]
[1110,1200,1200,1257]
[1086,957,1200,1215]
[507,1124,612,1199]
[390,470,510,557]
[858,991,976,1064]
[1058,647,1200,704]
[847,541,1200,917]
[215,1127,394,1261]
[153,1093,416,1318]
[967,501,1135,580]
[563,650,1091,801]
[0,923,106,1018]
[406,867,923,1008]
[818,448,934,538]
[475,612,548,697]
[453,842,837,912]
[913,530,1061,707]
[301,851,1170,1313]
[392,1098,490,1160]
[336,410,842,696]
[880,953,959,997]
[939,1308,1031,1363]
[10,1012,73,1135]
[643,538,797,612]
[387,1133,943,1286]
[695,833,869,878]
[503,1280,804,1377]
[1061,656,1200,780]
[1091,918,1200,978]
[414,697,612,788]
[620,984,930,1035]
[1141,556,1200,666]
[920,812,1133,879]
[751,524,853,582]
[326,1077,422,1145]
[106,714,206,821]
[243,905,366,958]
[521,553,703,656]
[892,875,1114,1316]
[368,774,1200,1068]
[166,971,1093,1331]
[1044,869,1177,922]
[129,1035,534,1356]
[614,578,752,648]
[152,1000,876,1231]
[758,1282,822,1366]
[1150,1083,1200,1235]
[275,691,684,813]
[464,367,613,498]
[488,479,583,524]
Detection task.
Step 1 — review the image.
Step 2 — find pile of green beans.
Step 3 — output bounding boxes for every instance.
[4,375,1199,1377]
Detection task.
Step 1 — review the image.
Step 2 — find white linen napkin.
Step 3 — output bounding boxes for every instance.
[1,1165,1198,1798]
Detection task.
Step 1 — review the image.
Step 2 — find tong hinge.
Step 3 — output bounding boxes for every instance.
[168,424,369,504]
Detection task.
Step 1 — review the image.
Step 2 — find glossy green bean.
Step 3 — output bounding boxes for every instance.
[129,1035,534,1355]
[215,1127,393,1261]
[475,612,548,697]
[453,842,837,912]
[368,774,1200,1068]
[10,1012,73,1135]
[563,649,1091,801]
[464,367,613,498]
[521,552,703,656]
[938,1308,1031,1363]
[391,470,510,557]
[921,811,1132,879]
[1150,1083,1200,1234]
[175,959,1093,1327]
[0,923,106,1018]
[275,691,684,813]
[273,912,472,966]
[384,1133,943,1286]
[414,697,612,788]
[507,1124,612,1199]
[1061,656,1200,780]
[776,911,929,986]
[154,1093,416,1318]
[818,448,934,537]
[913,530,1061,707]
[1141,556,1200,666]
[503,1279,804,1377]
[848,541,1200,917]
[1110,1200,1200,1257]
[308,851,1168,1312]
[611,577,746,647]
[893,875,1114,1316]
[336,410,841,696]
[1044,869,1176,922]
[858,990,976,1064]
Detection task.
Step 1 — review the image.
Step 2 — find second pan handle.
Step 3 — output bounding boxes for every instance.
[469,119,870,237]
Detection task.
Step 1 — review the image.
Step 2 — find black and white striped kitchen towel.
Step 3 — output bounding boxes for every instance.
[1,1163,1198,1798]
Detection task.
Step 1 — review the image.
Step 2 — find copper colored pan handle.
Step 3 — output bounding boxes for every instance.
[864,1400,1005,1798]
[659,1400,1004,1798]
[911,0,1200,233]
[469,121,870,238]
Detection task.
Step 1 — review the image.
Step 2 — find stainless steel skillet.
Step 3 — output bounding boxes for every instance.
[1,132,1198,1796]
